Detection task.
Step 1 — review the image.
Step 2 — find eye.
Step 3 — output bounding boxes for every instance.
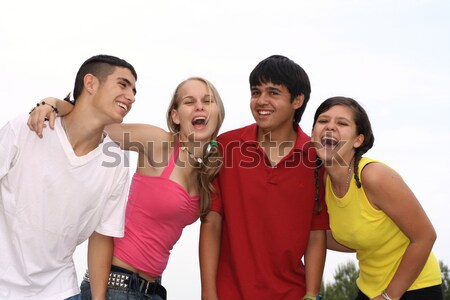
[251,90,260,97]
[203,95,214,104]
[338,121,349,126]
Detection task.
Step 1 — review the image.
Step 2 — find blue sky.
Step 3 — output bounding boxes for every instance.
[1,0,449,298]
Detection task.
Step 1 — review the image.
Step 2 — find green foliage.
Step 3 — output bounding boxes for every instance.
[321,260,358,300]
[321,260,450,300]
[440,261,450,300]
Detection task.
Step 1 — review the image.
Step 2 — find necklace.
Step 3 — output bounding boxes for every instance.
[345,159,354,191]
[180,143,203,164]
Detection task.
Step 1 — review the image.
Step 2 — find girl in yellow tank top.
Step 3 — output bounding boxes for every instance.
[311,97,442,300]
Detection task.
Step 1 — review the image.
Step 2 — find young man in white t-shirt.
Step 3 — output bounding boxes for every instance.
[0,54,137,300]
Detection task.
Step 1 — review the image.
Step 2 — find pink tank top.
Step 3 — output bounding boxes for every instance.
[113,141,200,276]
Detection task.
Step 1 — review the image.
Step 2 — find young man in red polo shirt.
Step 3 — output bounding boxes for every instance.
[200,55,328,300]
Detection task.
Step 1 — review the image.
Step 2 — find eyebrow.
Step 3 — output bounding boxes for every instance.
[182,94,211,100]
[118,77,137,95]
[267,86,281,93]
[250,85,282,92]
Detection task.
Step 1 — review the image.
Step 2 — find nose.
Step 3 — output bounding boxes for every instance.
[255,92,269,106]
[195,99,204,110]
[126,89,136,104]
[325,121,336,131]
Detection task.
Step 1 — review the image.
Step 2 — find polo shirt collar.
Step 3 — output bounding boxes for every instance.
[239,123,311,154]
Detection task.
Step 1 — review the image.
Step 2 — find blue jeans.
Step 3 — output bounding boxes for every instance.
[65,295,81,300]
[80,279,164,300]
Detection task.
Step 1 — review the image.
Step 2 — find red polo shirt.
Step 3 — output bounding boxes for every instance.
[211,123,329,300]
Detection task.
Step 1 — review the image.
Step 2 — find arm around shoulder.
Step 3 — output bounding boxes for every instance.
[104,123,170,153]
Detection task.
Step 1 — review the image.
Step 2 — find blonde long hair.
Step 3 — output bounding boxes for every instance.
[166,77,225,221]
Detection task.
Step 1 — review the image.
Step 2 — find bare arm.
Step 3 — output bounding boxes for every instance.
[104,123,170,153]
[27,97,171,155]
[304,230,326,297]
[363,163,436,300]
[199,211,222,300]
[27,97,74,137]
[87,231,113,300]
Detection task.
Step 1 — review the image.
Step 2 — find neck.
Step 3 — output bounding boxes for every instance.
[257,124,297,145]
[257,125,297,166]
[62,113,105,156]
[327,157,354,197]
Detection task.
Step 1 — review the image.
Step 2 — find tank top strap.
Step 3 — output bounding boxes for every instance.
[160,139,180,179]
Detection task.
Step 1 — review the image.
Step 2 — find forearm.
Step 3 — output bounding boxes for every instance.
[199,212,222,300]
[88,232,114,300]
[304,230,326,296]
[55,98,74,116]
[384,238,436,299]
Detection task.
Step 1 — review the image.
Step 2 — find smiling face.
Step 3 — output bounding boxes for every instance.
[312,104,364,166]
[92,66,136,124]
[170,79,221,143]
[250,81,303,135]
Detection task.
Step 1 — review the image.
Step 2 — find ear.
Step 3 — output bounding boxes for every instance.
[292,94,305,110]
[353,134,364,149]
[83,74,97,95]
[171,108,180,126]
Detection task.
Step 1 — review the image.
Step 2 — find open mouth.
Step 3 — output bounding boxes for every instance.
[321,136,339,149]
[192,116,208,126]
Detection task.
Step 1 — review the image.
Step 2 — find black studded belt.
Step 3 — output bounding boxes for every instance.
[83,265,167,299]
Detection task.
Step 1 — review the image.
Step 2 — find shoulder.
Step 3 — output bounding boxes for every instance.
[1,114,37,141]
[360,160,401,190]
[3,114,28,129]
[217,124,255,145]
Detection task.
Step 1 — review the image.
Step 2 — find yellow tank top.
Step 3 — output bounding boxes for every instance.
[325,157,441,298]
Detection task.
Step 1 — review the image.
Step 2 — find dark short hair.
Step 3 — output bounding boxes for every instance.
[72,54,137,103]
[249,55,311,124]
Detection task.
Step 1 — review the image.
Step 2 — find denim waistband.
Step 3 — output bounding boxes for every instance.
[83,266,166,300]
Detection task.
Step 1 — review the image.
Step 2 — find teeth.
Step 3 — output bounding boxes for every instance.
[116,102,128,112]
[322,136,338,146]
[193,116,207,125]
[258,111,272,115]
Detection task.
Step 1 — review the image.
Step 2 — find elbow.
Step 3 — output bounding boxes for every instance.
[418,227,437,251]
[429,228,437,245]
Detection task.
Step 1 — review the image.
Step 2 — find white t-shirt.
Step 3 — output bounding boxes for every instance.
[0,115,129,300]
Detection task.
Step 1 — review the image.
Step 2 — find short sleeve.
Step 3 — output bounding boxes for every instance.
[94,167,130,238]
[0,119,19,180]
